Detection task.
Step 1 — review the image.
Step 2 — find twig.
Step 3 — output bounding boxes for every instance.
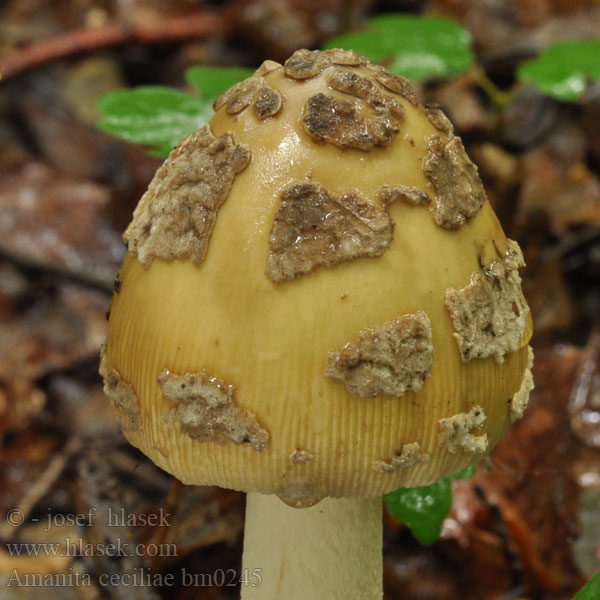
[0,437,82,540]
[467,63,527,112]
[0,11,222,81]
[542,224,600,261]
[0,246,116,293]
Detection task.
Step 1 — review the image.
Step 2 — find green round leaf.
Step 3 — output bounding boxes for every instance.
[324,14,474,81]
[384,466,476,545]
[96,86,213,157]
[574,571,600,599]
[185,65,254,97]
[517,39,600,102]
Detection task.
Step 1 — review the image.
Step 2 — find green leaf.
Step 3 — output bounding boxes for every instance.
[324,14,474,81]
[517,39,600,102]
[574,572,600,599]
[97,86,214,157]
[96,66,254,157]
[185,65,254,97]
[384,466,476,545]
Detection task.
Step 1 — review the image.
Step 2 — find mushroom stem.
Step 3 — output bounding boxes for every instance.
[241,492,382,599]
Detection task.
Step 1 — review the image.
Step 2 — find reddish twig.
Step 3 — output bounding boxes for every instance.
[0,11,222,81]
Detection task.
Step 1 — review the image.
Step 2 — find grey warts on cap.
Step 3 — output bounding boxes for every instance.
[425,104,454,135]
[284,50,332,79]
[283,49,367,80]
[158,369,269,452]
[372,442,430,473]
[254,60,283,77]
[253,86,283,119]
[281,49,421,151]
[324,48,370,66]
[326,68,407,123]
[123,126,250,269]
[214,75,284,120]
[378,184,431,206]
[275,483,323,508]
[99,347,142,432]
[303,93,401,151]
[218,76,264,114]
[438,405,488,454]
[509,346,534,422]
[325,311,433,399]
[289,448,314,464]
[445,239,529,364]
[327,68,375,99]
[283,48,415,101]
[266,181,394,283]
[422,134,487,229]
[370,68,418,106]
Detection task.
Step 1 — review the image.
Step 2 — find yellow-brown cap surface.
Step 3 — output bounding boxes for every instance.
[100,49,533,507]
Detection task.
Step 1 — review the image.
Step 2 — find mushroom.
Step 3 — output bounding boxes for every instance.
[100,49,534,599]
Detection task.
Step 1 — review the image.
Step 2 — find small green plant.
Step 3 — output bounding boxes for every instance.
[97,16,600,157]
[573,571,600,599]
[326,15,600,109]
[517,39,600,102]
[384,466,475,545]
[323,14,473,82]
[97,65,252,157]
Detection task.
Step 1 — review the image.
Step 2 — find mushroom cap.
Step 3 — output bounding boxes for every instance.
[101,49,533,507]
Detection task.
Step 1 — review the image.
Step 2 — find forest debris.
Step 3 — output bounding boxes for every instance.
[0,547,67,579]
[569,331,600,448]
[0,281,109,435]
[0,438,82,541]
[522,254,576,336]
[47,374,121,440]
[0,161,124,289]
[430,73,497,135]
[0,434,59,516]
[223,0,321,62]
[17,66,124,182]
[470,143,520,193]
[471,345,584,594]
[0,11,221,80]
[162,487,244,553]
[76,451,163,600]
[519,151,600,229]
